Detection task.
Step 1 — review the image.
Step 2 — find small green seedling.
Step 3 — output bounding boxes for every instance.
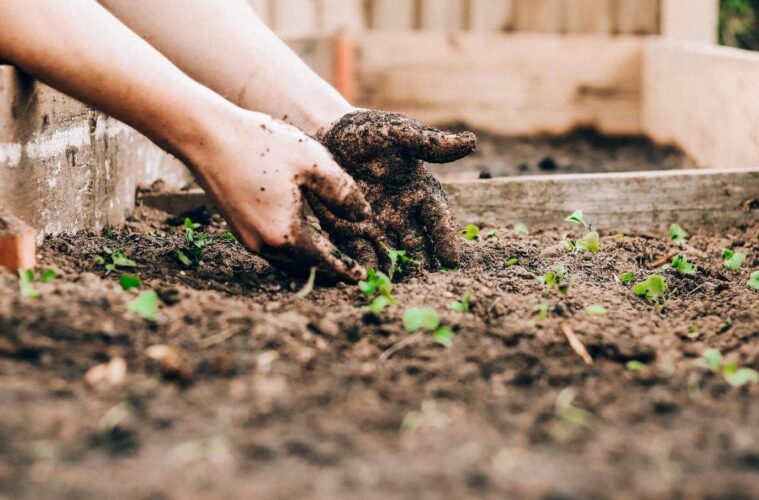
[695,349,759,387]
[722,249,746,271]
[529,302,552,326]
[18,269,57,299]
[585,305,607,316]
[626,360,646,371]
[619,271,635,284]
[687,325,700,339]
[403,308,454,348]
[448,292,471,313]
[367,295,392,316]
[565,210,587,228]
[669,223,688,245]
[359,269,393,299]
[632,275,668,304]
[537,265,573,295]
[127,290,159,321]
[95,247,137,274]
[461,224,480,241]
[561,237,575,253]
[749,271,759,290]
[384,245,418,280]
[553,388,595,440]
[575,231,600,253]
[119,274,142,291]
[613,233,625,242]
[514,223,529,235]
[485,230,498,239]
[671,255,696,274]
[507,258,519,267]
[176,219,212,267]
[221,232,238,243]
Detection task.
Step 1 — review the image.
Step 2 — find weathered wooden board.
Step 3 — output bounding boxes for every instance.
[355,33,644,136]
[318,0,366,34]
[514,0,565,33]
[468,0,514,32]
[419,0,465,31]
[643,40,759,168]
[369,0,415,30]
[615,0,659,35]
[138,169,759,233]
[565,0,614,34]
[660,0,718,44]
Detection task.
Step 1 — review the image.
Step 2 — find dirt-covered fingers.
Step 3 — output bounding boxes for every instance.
[418,182,462,269]
[298,154,371,222]
[396,222,431,269]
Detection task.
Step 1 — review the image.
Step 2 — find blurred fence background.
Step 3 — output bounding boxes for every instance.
[249,0,663,38]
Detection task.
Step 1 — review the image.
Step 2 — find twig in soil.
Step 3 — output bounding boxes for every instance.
[199,327,240,348]
[651,251,680,268]
[292,267,317,301]
[379,332,423,363]
[487,297,502,314]
[560,322,593,365]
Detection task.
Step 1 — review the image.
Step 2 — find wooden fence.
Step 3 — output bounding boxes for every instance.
[250,0,662,38]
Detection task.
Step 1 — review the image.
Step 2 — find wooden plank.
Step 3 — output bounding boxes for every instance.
[271,0,319,39]
[370,0,415,30]
[138,169,759,232]
[468,0,514,32]
[642,40,759,169]
[661,0,718,44]
[419,0,465,31]
[318,0,366,34]
[355,33,644,136]
[615,0,659,35]
[514,0,565,33]
[565,0,614,34]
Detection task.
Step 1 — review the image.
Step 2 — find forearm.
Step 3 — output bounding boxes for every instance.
[0,0,237,164]
[97,0,353,135]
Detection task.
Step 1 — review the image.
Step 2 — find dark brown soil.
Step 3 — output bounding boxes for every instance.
[435,127,696,181]
[1,207,758,499]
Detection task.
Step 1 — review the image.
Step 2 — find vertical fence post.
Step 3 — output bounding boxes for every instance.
[469,0,515,32]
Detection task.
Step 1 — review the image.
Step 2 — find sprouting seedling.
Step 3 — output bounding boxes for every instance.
[176,218,212,267]
[671,255,696,274]
[18,269,57,299]
[95,247,137,274]
[626,360,646,371]
[749,271,759,290]
[553,388,596,440]
[221,232,238,243]
[119,274,142,291]
[367,295,392,316]
[575,231,600,253]
[485,230,498,239]
[669,223,688,245]
[619,271,635,284]
[383,244,418,280]
[507,258,519,267]
[613,233,625,242]
[565,210,587,228]
[632,275,668,305]
[529,302,552,326]
[722,249,746,271]
[359,269,393,299]
[403,308,454,348]
[695,349,759,387]
[448,292,471,313]
[536,265,573,295]
[514,223,529,235]
[461,224,480,241]
[585,305,606,316]
[127,290,159,321]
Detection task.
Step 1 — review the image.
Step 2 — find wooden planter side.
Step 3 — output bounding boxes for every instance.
[139,169,759,233]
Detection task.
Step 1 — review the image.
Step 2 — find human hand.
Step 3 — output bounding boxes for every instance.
[309,110,476,271]
[189,110,371,281]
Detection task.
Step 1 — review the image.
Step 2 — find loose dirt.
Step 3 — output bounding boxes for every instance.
[1,205,757,499]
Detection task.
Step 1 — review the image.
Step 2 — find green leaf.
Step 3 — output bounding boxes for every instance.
[448,292,471,313]
[722,249,746,271]
[127,291,159,321]
[94,255,106,265]
[669,223,688,245]
[184,217,200,230]
[561,238,575,252]
[119,274,142,291]
[384,245,417,280]
[696,349,722,372]
[529,302,551,326]
[18,269,39,299]
[175,249,192,267]
[367,295,391,317]
[403,308,440,332]
[565,210,586,227]
[358,269,393,299]
[671,255,696,274]
[749,271,759,290]
[575,231,600,253]
[507,258,519,267]
[632,275,669,304]
[514,223,529,235]
[433,326,454,348]
[626,360,646,371]
[585,305,607,316]
[724,368,759,387]
[619,271,635,284]
[462,224,480,241]
[39,269,57,283]
[221,232,238,242]
[613,233,625,242]
[111,250,137,268]
[485,230,498,239]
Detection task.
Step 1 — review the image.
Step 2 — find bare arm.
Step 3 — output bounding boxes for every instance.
[97,0,353,135]
[0,0,369,281]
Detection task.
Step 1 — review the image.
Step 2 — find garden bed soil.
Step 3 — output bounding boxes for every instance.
[438,127,696,180]
[0,206,758,499]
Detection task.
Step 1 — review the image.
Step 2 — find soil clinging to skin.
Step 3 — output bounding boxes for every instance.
[0,207,758,499]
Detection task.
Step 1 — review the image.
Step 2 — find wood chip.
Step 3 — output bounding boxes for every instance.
[651,250,680,268]
[560,322,593,365]
[145,345,192,383]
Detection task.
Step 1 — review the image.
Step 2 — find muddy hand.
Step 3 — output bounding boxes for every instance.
[311,110,476,270]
